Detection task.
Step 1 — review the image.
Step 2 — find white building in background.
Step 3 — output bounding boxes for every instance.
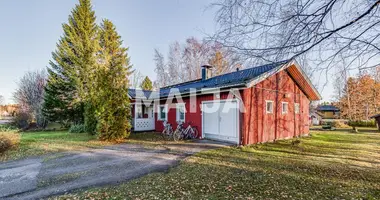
[310,112,322,126]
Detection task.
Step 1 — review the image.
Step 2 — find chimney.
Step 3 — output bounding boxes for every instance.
[236,67,240,72]
[201,65,213,80]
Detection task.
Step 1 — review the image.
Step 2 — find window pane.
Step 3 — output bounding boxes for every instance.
[160,112,165,119]
[137,106,142,118]
[295,103,300,114]
[282,103,288,113]
[178,105,185,121]
[160,106,166,120]
[266,101,273,113]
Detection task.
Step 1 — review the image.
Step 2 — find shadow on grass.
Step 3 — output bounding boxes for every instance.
[61,151,380,200]
[192,147,380,185]
[53,130,380,200]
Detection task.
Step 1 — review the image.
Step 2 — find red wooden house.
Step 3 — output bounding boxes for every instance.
[129,59,321,145]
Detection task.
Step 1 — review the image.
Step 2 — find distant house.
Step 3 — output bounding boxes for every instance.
[310,112,322,125]
[370,114,380,131]
[317,105,340,119]
[128,59,321,145]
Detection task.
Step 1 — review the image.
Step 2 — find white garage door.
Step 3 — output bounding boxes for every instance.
[202,100,239,144]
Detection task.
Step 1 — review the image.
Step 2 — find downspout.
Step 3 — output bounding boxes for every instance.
[255,86,259,143]
[274,73,279,141]
[294,84,296,137]
[248,87,254,144]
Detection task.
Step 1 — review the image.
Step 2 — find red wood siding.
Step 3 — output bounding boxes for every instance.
[242,70,310,145]
[135,67,311,145]
[154,92,236,137]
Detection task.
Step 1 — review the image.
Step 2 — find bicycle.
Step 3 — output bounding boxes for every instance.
[173,121,199,141]
[161,121,174,140]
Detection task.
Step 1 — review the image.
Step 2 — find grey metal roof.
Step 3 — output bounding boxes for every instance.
[128,89,158,99]
[370,114,380,119]
[128,60,290,99]
[317,105,340,111]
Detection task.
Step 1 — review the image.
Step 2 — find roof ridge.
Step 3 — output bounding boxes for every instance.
[213,60,290,77]
[161,78,202,89]
[161,60,290,88]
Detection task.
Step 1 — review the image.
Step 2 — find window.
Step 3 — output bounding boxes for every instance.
[266,101,274,114]
[282,102,289,114]
[136,105,143,118]
[176,103,186,122]
[158,105,167,121]
[295,103,300,114]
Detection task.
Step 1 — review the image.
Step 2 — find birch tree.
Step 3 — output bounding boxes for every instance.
[129,70,144,89]
[154,37,242,87]
[212,0,380,73]
[0,95,4,106]
[339,74,380,120]
[154,49,170,88]
[13,70,47,127]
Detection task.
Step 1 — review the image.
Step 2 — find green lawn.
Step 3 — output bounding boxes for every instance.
[54,128,380,200]
[0,130,183,162]
[0,130,113,162]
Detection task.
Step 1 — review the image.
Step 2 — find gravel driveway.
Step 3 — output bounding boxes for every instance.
[0,140,228,200]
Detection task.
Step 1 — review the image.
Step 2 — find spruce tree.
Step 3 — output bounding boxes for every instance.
[58,0,100,133]
[140,76,153,90]
[43,55,84,126]
[96,19,133,140]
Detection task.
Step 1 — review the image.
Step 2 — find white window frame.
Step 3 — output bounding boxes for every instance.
[136,104,143,119]
[157,104,168,121]
[176,103,186,122]
[282,102,289,114]
[295,103,300,114]
[266,100,274,114]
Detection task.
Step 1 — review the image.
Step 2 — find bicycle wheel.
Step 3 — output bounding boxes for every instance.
[173,129,181,141]
[189,127,199,139]
[162,129,170,140]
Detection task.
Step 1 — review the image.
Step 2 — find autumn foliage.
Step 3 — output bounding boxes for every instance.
[337,72,380,120]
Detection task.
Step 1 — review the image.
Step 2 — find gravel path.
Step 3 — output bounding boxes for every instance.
[0,140,228,200]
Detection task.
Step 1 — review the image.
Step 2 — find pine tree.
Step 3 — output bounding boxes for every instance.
[96,19,133,140]
[140,76,153,90]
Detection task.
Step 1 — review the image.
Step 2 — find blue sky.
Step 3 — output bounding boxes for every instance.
[0,0,333,104]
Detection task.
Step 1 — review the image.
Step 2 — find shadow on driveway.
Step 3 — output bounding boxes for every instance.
[0,140,229,200]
